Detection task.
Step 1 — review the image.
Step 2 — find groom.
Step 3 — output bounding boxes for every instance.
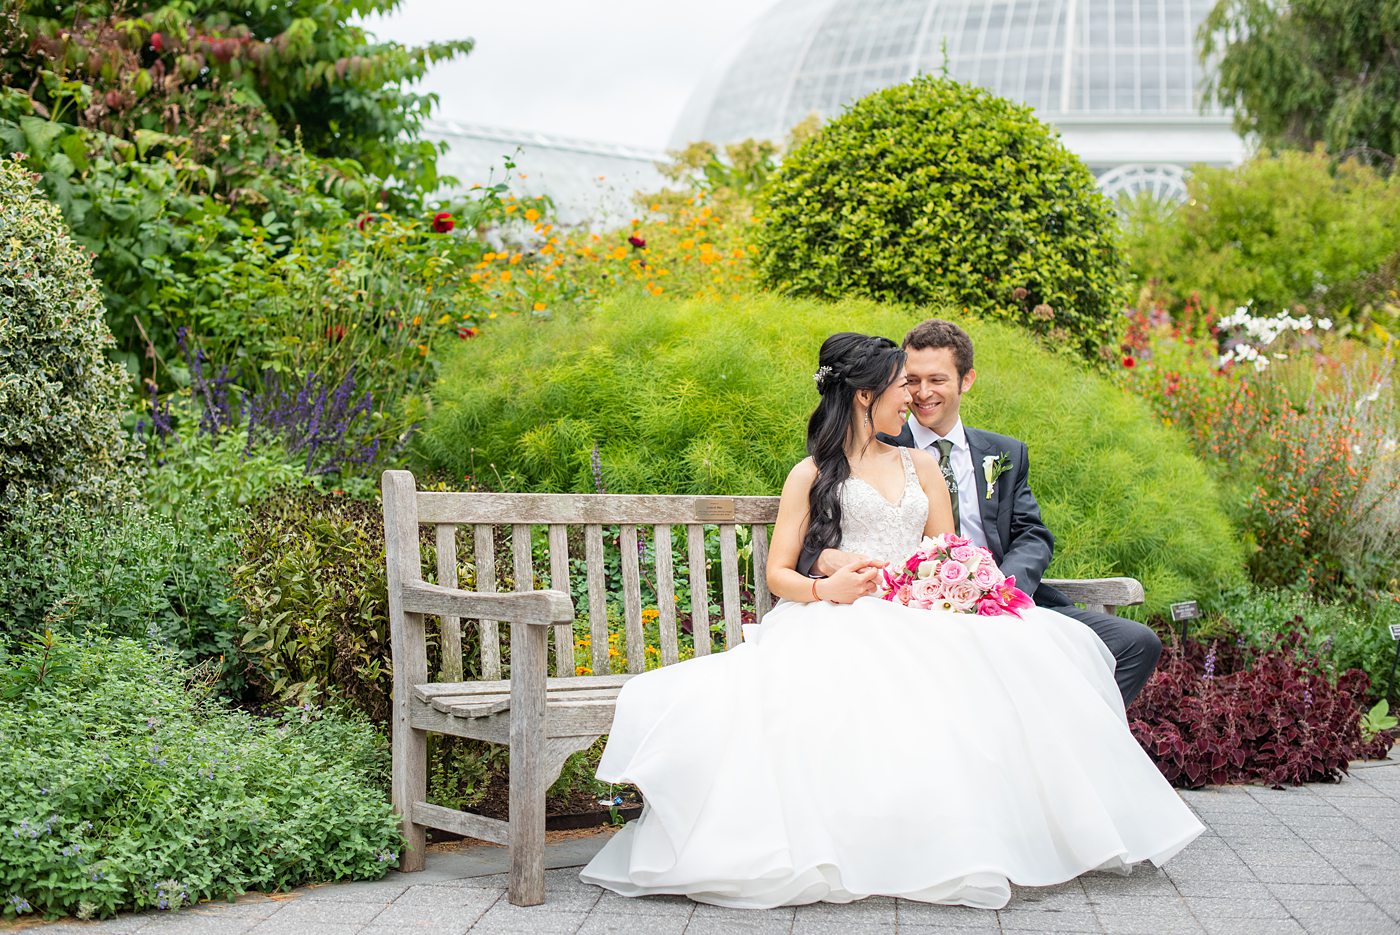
[800,318,1162,705]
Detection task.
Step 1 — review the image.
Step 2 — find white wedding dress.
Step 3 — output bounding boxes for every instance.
[580,449,1203,909]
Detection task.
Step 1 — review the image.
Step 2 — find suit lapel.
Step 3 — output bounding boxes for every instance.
[964,428,1005,557]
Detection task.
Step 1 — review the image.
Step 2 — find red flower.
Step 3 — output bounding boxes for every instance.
[627,234,646,249]
[325,325,346,342]
[356,213,371,231]
[457,326,478,339]
[432,212,454,234]
[150,32,164,53]
[1122,355,1136,369]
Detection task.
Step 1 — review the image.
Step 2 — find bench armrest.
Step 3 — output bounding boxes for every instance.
[400,581,575,626]
[1042,577,1145,609]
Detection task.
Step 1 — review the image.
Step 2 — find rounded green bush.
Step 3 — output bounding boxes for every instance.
[0,153,132,522]
[756,75,1129,364]
[418,292,1244,614]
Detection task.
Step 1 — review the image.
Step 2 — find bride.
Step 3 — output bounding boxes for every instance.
[579,332,1203,909]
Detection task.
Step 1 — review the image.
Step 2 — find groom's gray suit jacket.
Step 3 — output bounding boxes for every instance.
[795,423,1071,607]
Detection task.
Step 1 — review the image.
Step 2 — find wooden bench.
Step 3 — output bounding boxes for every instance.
[381,469,1145,905]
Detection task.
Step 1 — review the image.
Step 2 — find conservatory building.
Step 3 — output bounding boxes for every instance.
[674,0,1245,202]
[432,0,1244,218]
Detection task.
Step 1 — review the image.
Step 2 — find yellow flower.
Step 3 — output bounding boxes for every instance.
[412,315,422,326]
[524,208,540,222]
[504,204,517,214]
[483,251,496,262]
[509,253,521,265]
[500,271,512,283]
[437,313,452,325]
[533,302,546,312]
[417,344,428,356]
[641,608,659,624]
[576,665,592,676]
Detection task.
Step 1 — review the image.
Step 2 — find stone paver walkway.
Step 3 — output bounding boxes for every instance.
[18,754,1400,935]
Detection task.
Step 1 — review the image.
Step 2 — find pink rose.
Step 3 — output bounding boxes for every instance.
[895,584,912,605]
[950,544,976,563]
[946,534,972,549]
[972,563,1002,589]
[944,581,980,612]
[910,578,942,605]
[976,596,1004,616]
[939,561,969,584]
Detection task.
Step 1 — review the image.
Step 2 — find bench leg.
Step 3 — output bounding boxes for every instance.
[508,622,550,906]
[392,719,428,872]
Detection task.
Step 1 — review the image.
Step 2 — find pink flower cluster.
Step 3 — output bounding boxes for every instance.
[877,534,1033,617]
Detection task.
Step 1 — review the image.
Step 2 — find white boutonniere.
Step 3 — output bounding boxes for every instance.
[982,453,1012,500]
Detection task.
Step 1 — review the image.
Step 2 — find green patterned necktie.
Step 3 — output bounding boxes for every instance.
[933,439,961,536]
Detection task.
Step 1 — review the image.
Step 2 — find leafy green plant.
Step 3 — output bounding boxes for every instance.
[0,498,233,652]
[1360,699,1398,744]
[756,75,1128,363]
[417,292,1245,615]
[0,635,401,921]
[1225,587,1400,709]
[231,492,400,718]
[0,0,473,367]
[0,152,133,525]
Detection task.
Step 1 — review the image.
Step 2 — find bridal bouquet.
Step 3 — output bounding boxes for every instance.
[877,534,1033,617]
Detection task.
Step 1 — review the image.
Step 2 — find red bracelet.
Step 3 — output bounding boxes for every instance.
[811,578,821,602]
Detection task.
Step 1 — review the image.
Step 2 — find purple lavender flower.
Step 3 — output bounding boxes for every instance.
[1202,644,1217,681]
[591,444,606,494]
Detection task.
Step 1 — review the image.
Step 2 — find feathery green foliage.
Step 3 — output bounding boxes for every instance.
[756,75,1129,364]
[418,292,1244,614]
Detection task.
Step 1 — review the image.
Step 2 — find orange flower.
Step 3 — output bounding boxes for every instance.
[533,302,546,312]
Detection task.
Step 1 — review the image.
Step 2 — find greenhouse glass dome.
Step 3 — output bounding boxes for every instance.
[672,0,1245,200]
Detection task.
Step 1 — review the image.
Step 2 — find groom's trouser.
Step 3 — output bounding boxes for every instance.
[1050,606,1162,707]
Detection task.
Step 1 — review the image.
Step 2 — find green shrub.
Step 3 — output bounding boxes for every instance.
[0,153,133,524]
[231,492,400,719]
[417,292,1245,614]
[0,499,241,670]
[0,633,400,921]
[1122,150,1400,334]
[756,75,1129,363]
[1226,587,1400,709]
[0,435,316,698]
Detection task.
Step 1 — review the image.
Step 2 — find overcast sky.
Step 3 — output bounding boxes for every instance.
[363,0,782,150]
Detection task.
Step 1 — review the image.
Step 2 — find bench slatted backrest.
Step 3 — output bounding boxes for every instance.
[414,492,782,680]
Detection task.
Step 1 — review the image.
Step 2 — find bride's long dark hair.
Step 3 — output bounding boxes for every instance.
[803,332,905,558]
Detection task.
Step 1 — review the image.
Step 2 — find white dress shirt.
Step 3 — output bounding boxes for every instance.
[907,417,988,550]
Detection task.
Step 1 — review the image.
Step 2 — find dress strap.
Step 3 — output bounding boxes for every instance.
[899,446,918,486]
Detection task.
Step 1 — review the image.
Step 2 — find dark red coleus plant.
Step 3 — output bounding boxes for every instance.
[1128,632,1394,789]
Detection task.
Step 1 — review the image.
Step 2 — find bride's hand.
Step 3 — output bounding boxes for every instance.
[816,548,886,577]
[816,558,884,604]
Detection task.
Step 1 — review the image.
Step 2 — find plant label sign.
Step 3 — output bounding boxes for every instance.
[1170,601,1200,622]
[1389,624,1400,641]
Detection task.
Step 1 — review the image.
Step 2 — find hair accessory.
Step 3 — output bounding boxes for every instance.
[813,365,835,388]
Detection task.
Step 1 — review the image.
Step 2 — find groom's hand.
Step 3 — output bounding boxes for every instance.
[815,548,886,578]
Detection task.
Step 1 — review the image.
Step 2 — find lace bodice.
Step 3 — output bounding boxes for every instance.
[837,448,929,566]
